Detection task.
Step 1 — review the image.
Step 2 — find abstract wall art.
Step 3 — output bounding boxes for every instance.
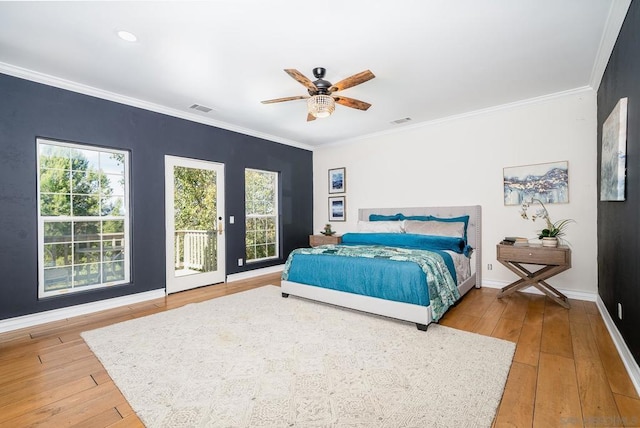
[600,97,628,201]
[503,161,569,205]
[328,167,346,194]
[328,196,346,221]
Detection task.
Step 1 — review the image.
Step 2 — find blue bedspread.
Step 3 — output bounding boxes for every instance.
[282,244,460,321]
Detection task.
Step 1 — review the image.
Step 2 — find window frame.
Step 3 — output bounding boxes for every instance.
[245,168,279,263]
[36,138,131,298]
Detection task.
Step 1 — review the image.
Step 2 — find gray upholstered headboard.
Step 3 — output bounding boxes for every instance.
[358,205,482,287]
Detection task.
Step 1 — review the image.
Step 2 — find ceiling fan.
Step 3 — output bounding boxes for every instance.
[261,67,375,121]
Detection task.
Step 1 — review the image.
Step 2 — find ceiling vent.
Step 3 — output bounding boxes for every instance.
[391,117,412,125]
[189,104,213,113]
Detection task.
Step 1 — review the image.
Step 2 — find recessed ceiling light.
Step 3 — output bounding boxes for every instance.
[117,30,137,42]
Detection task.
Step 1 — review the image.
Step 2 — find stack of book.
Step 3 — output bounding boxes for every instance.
[501,236,529,246]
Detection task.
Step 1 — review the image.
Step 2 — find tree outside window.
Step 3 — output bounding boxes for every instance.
[245,169,278,262]
[38,139,129,297]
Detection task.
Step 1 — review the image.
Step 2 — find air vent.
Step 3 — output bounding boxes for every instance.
[391,117,412,125]
[189,104,213,113]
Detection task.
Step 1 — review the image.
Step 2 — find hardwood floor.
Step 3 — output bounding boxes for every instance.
[439,286,640,428]
[1,275,639,427]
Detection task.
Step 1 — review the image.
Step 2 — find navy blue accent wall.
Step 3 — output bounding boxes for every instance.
[597,1,640,365]
[0,73,313,320]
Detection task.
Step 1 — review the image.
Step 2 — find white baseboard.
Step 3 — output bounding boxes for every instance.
[226,265,284,283]
[596,296,640,396]
[482,279,597,302]
[482,280,640,395]
[0,289,165,334]
[1,266,285,334]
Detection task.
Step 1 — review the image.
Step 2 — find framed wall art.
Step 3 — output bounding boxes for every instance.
[328,196,346,221]
[600,97,628,201]
[503,161,569,205]
[328,167,346,194]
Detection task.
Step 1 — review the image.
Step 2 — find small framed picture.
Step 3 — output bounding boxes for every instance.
[328,196,346,222]
[328,167,346,194]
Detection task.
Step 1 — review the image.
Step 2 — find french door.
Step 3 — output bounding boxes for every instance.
[165,156,225,294]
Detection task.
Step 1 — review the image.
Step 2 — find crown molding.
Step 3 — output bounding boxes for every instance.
[589,0,632,90]
[325,86,594,149]
[0,62,314,151]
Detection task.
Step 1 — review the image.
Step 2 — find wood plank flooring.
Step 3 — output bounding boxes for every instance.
[439,287,640,428]
[1,275,639,427]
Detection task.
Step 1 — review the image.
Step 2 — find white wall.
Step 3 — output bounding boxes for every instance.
[313,89,597,295]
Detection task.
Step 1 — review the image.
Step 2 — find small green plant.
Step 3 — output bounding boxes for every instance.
[520,199,575,239]
[320,224,335,236]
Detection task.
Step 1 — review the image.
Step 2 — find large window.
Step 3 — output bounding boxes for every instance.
[245,169,279,262]
[37,139,130,297]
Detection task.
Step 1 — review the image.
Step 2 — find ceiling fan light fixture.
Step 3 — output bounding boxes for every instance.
[307,95,335,118]
[262,68,374,121]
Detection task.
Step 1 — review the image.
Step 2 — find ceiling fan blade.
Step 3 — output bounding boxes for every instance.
[329,70,375,92]
[261,95,307,104]
[284,69,317,92]
[333,96,372,111]
[307,112,317,122]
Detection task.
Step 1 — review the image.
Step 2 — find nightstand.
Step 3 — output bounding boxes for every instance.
[309,234,342,247]
[496,244,572,308]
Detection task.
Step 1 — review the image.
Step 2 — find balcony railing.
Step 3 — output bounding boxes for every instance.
[174,230,217,272]
[44,230,217,275]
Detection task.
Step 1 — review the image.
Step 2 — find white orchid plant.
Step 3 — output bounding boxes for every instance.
[520,198,574,239]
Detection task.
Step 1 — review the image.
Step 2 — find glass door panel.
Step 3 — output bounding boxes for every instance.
[165,156,225,294]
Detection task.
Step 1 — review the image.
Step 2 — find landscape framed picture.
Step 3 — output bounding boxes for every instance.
[503,161,569,205]
[328,196,346,221]
[328,167,346,194]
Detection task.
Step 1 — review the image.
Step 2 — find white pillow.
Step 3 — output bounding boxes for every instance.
[404,220,465,238]
[356,220,404,233]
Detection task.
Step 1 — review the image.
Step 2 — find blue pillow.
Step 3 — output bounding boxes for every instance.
[369,213,403,221]
[341,232,468,254]
[402,215,432,221]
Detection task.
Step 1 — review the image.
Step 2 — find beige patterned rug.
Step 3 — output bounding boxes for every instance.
[81,285,515,427]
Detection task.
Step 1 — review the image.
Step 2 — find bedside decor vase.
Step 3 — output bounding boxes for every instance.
[542,237,558,247]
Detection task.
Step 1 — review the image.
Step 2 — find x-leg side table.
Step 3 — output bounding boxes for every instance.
[496,244,572,309]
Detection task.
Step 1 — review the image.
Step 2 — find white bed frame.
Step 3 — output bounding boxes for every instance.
[281,205,482,330]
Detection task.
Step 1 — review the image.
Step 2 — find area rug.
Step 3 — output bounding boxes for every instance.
[81,285,515,427]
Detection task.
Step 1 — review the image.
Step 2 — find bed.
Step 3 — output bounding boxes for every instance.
[281,205,482,330]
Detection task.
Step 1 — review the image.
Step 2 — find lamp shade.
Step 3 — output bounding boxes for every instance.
[307,95,335,118]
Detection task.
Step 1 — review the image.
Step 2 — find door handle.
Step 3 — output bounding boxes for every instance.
[218,216,223,235]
